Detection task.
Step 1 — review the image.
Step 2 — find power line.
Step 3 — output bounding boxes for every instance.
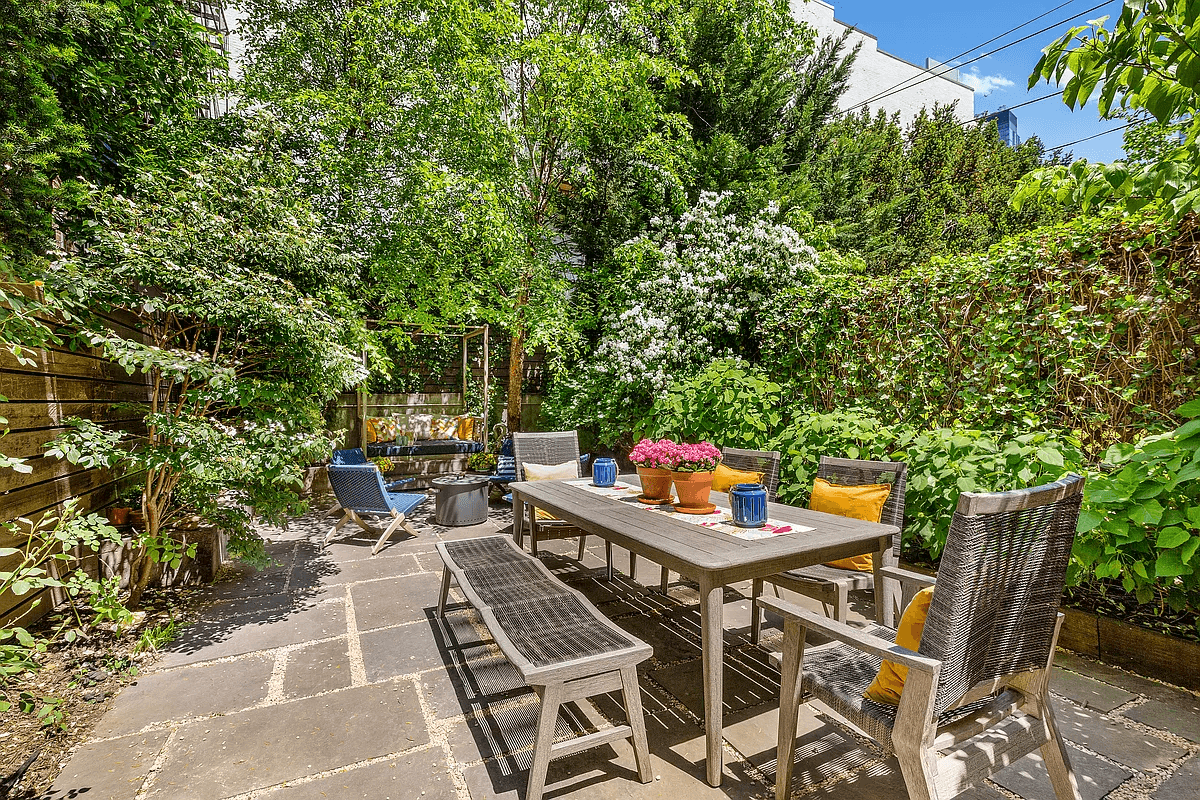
[840,0,1111,117]
[1045,120,1138,151]
[843,0,1081,113]
[977,89,1065,117]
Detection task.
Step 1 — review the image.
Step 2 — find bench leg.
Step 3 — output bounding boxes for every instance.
[438,566,452,618]
[577,534,587,561]
[629,552,637,577]
[659,565,669,593]
[527,682,565,800]
[605,541,613,581]
[621,665,653,784]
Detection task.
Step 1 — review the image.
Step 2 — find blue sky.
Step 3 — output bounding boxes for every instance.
[821,0,1129,162]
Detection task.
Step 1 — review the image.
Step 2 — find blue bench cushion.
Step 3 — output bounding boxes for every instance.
[367,439,485,457]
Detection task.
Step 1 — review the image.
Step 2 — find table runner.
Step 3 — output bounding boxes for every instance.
[565,479,814,541]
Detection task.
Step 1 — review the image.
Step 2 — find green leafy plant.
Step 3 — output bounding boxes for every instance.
[640,359,785,448]
[1074,398,1200,618]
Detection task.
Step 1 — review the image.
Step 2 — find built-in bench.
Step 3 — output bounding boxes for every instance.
[436,535,653,800]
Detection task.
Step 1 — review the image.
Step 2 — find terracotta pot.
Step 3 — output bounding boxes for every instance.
[672,470,715,511]
[636,466,674,503]
[105,507,131,525]
[129,510,146,529]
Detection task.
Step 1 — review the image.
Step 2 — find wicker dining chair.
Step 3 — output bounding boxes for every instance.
[653,447,782,592]
[750,456,908,642]
[761,474,1086,800]
[511,431,611,574]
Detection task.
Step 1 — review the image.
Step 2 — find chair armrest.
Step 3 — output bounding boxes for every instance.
[385,478,415,490]
[757,595,940,674]
[879,565,936,590]
[579,453,591,471]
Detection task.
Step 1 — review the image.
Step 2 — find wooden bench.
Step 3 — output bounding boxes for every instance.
[436,535,654,800]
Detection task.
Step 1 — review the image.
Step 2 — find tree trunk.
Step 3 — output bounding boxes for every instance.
[507,319,525,432]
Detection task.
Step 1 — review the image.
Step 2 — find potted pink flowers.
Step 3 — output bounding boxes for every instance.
[670,441,722,513]
[628,438,679,504]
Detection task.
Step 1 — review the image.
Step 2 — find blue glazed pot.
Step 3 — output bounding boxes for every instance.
[728,482,768,528]
[592,457,618,487]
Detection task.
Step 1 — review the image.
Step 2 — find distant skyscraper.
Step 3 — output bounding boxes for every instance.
[978,109,1020,147]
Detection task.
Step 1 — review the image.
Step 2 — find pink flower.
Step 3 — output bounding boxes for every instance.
[628,438,682,469]
[673,441,722,472]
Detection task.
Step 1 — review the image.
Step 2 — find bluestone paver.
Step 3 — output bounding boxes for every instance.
[95,654,274,737]
[1051,696,1187,771]
[1151,752,1200,800]
[254,749,456,800]
[46,730,171,800]
[350,571,442,631]
[992,746,1132,800]
[146,682,427,800]
[1123,697,1200,744]
[360,621,448,681]
[1051,666,1138,713]
[284,637,353,699]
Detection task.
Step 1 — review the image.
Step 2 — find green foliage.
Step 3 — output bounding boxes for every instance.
[1016,0,1200,219]
[760,204,1200,453]
[762,410,1084,560]
[36,132,365,606]
[1075,399,1200,614]
[801,104,1066,272]
[640,359,785,447]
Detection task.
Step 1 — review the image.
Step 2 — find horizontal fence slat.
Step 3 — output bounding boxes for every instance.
[0,420,145,460]
[3,400,146,430]
[1,467,118,523]
[0,346,147,386]
[1,371,150,404]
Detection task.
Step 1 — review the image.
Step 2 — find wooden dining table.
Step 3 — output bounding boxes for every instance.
[508,474,898,787]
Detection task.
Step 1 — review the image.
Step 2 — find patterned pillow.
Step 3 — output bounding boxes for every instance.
[455,415,478,441]
[430,415,458,441]
[406,414,433,440]
[364,416,392,444]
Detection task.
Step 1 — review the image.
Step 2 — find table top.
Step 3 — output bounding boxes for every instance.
[432,474,490,487]
[510,474,897,584]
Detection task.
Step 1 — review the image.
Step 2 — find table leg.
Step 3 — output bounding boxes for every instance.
[699,576,724,786]
[872,548,889,626]
[512,494,525,548]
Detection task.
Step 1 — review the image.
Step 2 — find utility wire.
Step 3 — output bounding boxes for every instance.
[843,0,1081,113]
[1045,120,1139,151]
[840,0,1110,117]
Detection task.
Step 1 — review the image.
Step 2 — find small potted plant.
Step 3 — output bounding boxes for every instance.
[628,439,679,504]
[670,441,722,514]
[105,486,143,526]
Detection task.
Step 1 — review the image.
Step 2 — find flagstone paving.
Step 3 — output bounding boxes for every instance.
[43,497,1200,800]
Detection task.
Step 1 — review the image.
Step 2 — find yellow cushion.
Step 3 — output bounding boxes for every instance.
[364,416,391,444]
[430,415,458,440]
[864,586,934,705]
[712,463,764,493]
[455,414,477,441]
[809,478,891,571]
[523,460,578,521]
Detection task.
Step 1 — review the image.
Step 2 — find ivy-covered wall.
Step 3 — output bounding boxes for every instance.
[761,208,1200,454]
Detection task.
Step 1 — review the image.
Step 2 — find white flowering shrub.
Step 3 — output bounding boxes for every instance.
[549,192,818,443]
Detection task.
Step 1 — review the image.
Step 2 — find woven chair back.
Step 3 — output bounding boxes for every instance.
[328,464,392,513]
[512,432,582,482]
[921,473,1085,715]
[722,447,782,501]
[332,448,368,466]
[817,456,909,558]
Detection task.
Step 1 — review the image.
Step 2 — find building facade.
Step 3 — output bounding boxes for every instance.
[790,0,975,126]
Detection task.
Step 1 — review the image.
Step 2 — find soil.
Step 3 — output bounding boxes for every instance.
[0,589,200,799]
[1063,580,1200,643]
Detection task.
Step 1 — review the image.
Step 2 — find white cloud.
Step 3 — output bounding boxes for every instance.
[961,70,1015,96]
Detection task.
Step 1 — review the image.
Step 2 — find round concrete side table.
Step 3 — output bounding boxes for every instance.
[431,475,490,526]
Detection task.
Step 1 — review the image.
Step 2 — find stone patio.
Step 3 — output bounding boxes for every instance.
[44,499,1200,800]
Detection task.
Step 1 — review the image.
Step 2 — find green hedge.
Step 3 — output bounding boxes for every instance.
[760,207,1200,454]
[644,366,1200,616]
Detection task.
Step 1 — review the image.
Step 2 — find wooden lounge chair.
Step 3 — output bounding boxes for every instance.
[762,474,1086,800]
[750,456,908,641]
[323,464,427,555]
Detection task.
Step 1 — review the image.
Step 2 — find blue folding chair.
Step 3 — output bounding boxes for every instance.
[323,464,427,555]
[323,448,413,519]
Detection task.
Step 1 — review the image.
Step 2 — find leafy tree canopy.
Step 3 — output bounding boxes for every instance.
[1014,0,1200,218]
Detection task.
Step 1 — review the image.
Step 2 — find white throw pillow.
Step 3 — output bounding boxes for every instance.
[407,413,433,440]
[523,460,578,481]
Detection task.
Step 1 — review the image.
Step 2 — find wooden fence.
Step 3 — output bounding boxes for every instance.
[0,310,151,626]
